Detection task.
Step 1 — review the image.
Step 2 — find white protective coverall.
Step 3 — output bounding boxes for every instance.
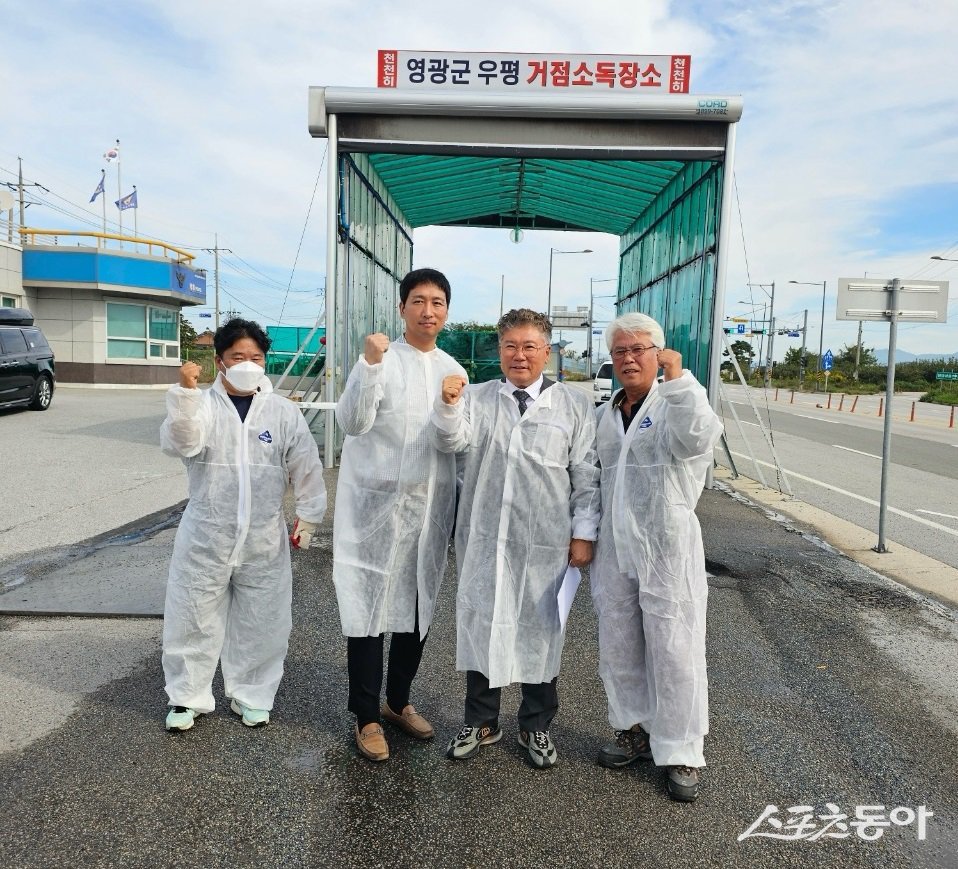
[160,373,327,712]
[333,339,467,638]
[431,379,601,688]
[591,372,723,767]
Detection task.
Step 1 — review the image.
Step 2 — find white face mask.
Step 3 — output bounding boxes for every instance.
[220,360,264,393]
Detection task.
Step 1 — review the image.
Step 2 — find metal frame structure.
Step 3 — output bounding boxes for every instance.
[309,87,743,466]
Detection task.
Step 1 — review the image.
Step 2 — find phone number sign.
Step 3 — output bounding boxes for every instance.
[378,51,691,94]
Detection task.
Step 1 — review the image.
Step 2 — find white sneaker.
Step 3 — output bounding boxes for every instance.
[230,698,270,727]
[165,706,200,731]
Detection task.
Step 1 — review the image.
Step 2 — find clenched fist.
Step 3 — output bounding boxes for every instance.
[179,361,202,389]
[441,374,468,405]
[364,333,390,365]
[656,348,683,381]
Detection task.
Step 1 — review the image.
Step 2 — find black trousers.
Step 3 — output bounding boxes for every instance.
[347,627,428,729]
[464,670,559,733]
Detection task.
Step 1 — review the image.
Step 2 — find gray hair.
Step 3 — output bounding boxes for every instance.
[605,312,665,350]
[497,308,552,341]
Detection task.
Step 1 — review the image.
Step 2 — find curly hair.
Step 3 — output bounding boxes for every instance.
[496,308,553,341]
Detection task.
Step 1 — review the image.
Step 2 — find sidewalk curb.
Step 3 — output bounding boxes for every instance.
[712,466,958,611]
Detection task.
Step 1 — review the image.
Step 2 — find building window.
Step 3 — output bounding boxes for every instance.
[1,295,16,307]
[107,302,179,360]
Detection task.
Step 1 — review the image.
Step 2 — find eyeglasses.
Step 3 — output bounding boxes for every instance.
[500,342,546,355]
[610,344,658,360]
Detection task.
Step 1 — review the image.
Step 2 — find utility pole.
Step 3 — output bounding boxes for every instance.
[202,234,232,330]
[765,281,776,387]
[853,319,863,380]
[13,157,49,237]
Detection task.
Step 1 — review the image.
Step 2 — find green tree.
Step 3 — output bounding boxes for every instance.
[836,343,877,368]
[179,314,198,350]
[782,346,810,367]
[721,339,754,376]
[444,321,497,332]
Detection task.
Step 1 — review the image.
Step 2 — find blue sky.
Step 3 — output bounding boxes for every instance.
[1,0,956,357]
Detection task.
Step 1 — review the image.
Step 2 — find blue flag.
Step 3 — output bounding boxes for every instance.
[89,173,105,203]
[115,190,138,211]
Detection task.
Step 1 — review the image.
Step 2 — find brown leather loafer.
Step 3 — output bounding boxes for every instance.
[382,703,435,740]
[355,722,389,761]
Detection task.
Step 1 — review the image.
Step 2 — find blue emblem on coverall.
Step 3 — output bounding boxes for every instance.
[638,416,653,430]
[258,430,273,444]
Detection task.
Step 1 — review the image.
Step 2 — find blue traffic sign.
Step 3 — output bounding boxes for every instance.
[787,331,801,337]
[737,323,746,334]
[822,349,834,371]
[198,312,212,318]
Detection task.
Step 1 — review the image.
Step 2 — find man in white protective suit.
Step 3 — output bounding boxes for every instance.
[161,318,327,733]
[590,311,723,802]
[333,268,468,762]
[432,308,600,769]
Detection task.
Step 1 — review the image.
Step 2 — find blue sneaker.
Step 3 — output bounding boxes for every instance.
[165,706,200,732]
[230,699,270,727]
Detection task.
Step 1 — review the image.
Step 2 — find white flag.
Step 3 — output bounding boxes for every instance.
[104,146,120,163]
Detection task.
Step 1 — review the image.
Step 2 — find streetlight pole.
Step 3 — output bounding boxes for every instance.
[799,309,808,387]
[547,247,592,320]
[746,282,775,386]
[589,276,616,379]
[790,279,827,391]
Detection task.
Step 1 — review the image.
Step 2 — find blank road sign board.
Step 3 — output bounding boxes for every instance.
[836,278,949,323]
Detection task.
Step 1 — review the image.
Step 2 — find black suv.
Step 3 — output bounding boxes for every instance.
[0,307,55,411]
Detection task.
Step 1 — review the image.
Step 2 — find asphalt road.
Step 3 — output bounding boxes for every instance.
[0,388,186,562]
[1,471,957,868]
[717,386,958,569]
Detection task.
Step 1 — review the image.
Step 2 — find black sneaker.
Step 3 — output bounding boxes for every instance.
[667,765,700,802]
[446,723,502,760]
[597,724,653,768]
[518,729,558,768]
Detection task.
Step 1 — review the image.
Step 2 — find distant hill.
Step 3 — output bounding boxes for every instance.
[873,349,958,364]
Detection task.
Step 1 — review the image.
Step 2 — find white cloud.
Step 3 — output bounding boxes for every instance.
[2,0,955,353]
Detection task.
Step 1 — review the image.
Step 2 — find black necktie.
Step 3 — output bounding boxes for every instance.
[513,389,530,416]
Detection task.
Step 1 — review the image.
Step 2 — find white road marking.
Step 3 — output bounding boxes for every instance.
[727,451,958,538]
[796,413,841,424]
[833,445,882,459]
[916,509,958,521]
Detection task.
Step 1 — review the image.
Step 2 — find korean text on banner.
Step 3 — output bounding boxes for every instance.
[376,51,692,94]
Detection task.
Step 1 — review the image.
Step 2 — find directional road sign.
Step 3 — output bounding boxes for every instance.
[822,349,834,371]
[737,323,746,334]
[936,371,958,381]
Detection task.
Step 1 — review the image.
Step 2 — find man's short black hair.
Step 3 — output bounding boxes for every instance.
[214,318,272,357]
[399,268,451,305]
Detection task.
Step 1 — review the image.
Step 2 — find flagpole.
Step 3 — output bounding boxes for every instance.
[100,170,107,240]
[116,138,122,247]
[133,185,138,244]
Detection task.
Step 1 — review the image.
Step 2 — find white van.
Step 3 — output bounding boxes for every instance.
[592,361,614,406]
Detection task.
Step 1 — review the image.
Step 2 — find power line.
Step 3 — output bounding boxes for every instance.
[278,145,327,325]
